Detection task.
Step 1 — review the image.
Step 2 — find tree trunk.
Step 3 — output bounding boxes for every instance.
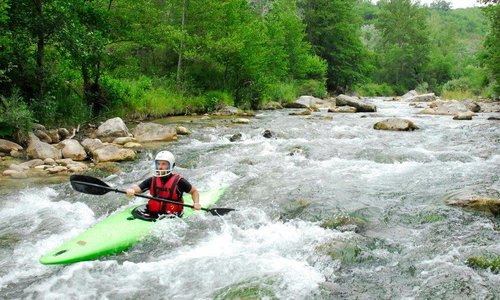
[176,0,187,93]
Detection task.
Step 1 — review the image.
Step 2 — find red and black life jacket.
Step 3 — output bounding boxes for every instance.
[148,174,184,214]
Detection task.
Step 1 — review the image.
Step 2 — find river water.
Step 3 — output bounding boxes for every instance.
[0,98,498,299]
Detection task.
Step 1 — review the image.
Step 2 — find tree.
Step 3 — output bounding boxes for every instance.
[429,0,452,11]
[301,0,370,93]
[375,0,430,92]
[479,0,499,97]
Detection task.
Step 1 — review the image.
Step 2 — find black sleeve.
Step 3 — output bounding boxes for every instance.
[177,178,192,194]
[138,177,153,192]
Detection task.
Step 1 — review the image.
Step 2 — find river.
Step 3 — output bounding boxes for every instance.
[0,98,499,299]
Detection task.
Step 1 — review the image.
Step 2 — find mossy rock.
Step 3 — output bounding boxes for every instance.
[320,212,367,232]
[466,255,500,274]
[316,241,362,265]
[213,280,277,300]
[279,198,311,220]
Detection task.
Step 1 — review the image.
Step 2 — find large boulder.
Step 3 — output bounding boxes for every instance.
[0,139,23,153]
[336,94,376,112]
[96,117,132,142]
[400,90,418,101]
[405,93,437,102]
[92,145,136,162]
[293,96,333,110]
[132,122,177,142]
[58,139,87,161]
[374,118,419,131]
[81,138,106,153]
[26,133,62,160]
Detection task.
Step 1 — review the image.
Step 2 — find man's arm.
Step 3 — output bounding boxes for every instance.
[189,186,201,210]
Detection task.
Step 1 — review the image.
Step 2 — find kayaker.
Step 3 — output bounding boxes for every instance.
[126,150,201,217]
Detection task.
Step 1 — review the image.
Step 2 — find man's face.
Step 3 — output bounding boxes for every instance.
[157,160,170,170]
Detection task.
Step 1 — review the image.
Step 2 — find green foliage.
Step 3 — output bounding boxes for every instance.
[297,79,327,98]
[263,82,297,103]
[0,90,34,138]
[302,0,370,92]
[375,0,431,91]
[354,82,395,96]
[480,3,500,98]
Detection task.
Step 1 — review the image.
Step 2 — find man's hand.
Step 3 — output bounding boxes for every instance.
[193,202,201,210]
[126,188,137,197]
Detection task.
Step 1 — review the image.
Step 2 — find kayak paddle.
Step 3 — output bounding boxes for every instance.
[69,175,234,216]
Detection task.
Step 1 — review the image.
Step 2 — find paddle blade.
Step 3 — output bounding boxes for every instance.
[207,208,235,216]
[70,175,111,195]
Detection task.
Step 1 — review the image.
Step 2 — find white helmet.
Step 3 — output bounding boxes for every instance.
[154,150,175,177]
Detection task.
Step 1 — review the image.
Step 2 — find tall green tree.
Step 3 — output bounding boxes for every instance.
[375,0,430,92]
[301,0,370,93]
[479,0,499,97]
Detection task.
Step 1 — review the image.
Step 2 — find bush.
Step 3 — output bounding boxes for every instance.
[354,82,395,96]
[263,82,297,103]
[297,79,327,98]
[0,89,34,139]
[203,90,234,112]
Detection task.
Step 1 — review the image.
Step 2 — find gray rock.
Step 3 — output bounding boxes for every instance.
[132,123,177,142]
[374,118,419,131]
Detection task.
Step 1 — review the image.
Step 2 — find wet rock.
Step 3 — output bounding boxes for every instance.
[34,129,52,144]
[453,112,474,120]
[176,126,191,135]
[445,196,500,216]
[26,133,62,160]
[112,137,137,145]
[217,106,239,116]
[81,138,105,153]
[43,158,57,166]
[58,128,71,140]
[400,90,418,101]
[405,93,436,102]
[463,100,481,113]
[46,166,67,174]
[229,133,242,142]
[289,110,311,116]
[373,118,419,131]
[132,122,177,142]
[487,116,500,120]
[47,129,61,144]
[420,100,469,115]
[0,139,23,153]
[10,149,23,158]
[59,139,87,161]
[19,159,44,168]
[96,117,132,142]
[231,118,250,124]
[92,145,136,163]
[262,130,273,139]
[336,94,376,112]
[294,95,333,110]
[123,142,142,149]
[3,169,28,179]
[8,164,28,172]
[328,106,357,113]
[263,101,283,110]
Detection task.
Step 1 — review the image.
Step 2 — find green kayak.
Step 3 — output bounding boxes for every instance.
[40,188,226,265]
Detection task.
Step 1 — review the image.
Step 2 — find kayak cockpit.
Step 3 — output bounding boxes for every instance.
[131,205,182,222]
